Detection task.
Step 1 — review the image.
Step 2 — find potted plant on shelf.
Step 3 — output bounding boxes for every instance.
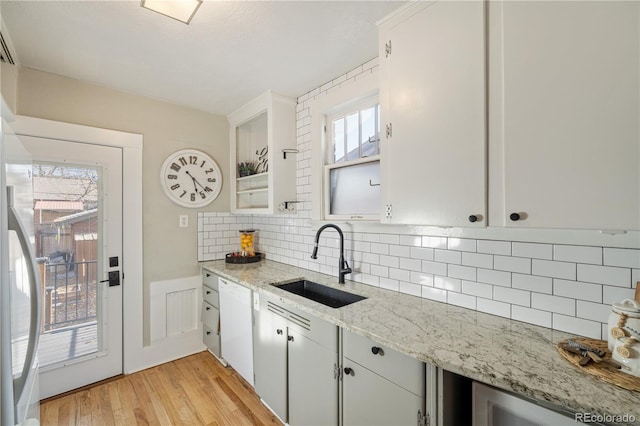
[238,161,256,177]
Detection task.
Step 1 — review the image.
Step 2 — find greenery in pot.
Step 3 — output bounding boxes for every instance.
[238,161,257,177]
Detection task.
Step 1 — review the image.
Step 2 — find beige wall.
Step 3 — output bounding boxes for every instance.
[1,62,18,112]
[15,67,229,342]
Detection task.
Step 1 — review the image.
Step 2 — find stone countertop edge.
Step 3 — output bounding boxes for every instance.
[201,259,640,425]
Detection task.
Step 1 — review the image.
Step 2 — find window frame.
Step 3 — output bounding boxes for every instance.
[309,72,381,222]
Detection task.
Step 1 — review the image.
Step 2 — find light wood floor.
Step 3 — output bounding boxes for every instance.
[40,351,282,426]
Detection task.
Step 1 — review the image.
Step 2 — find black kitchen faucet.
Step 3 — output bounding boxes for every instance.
[311,224,352,284]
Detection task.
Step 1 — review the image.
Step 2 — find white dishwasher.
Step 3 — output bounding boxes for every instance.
[219,277,254,386]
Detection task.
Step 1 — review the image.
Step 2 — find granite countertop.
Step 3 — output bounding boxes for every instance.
[202,259,640,424]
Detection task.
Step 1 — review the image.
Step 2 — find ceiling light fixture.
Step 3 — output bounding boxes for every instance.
[140,0,203,25]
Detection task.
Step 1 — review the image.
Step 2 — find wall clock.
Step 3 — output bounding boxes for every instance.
[160,148,222,208]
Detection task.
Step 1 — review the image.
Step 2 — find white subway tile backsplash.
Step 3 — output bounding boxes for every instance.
[554,245,602,265]
[379,255,400,269]
[553,279,602,303]
[399,281,421,297]
[462,252,493,269]
[448,292,477,310]
[511,306,552,328]
[512,273,552,294]
[379,277,400,292]
[434,276,461,292]
[532,259,576,280]
[370,242,390,255]
[576,300,611,323]
[399,235,422,247]
[512,242,552,260]
[421,286,447,303]
[494,255,531,274]
[477,269,511,287]
[390,245,411,258]
[477,240,511,255]
[448,238,477,252]
[422,260,447,276]
[390,268,410,282]
[370,264,389,278]
[604,248,640,269]
[531,293,575,316]
[462,280,493,299]
[380,234,400,245]
[577,264,631,287]
[552,314,602,339]
[400,258,422,272]
[410,247,434,261]
[603,286,637,305]
[411,271,434,286]
[494,287,530,307]
[477,298,511,318]
[448,264,477,281]
[435,249,461,265]
[422,236,447,249]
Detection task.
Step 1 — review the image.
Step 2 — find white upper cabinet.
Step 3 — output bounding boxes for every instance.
[378,1,486,227]
[489,1,640,230]
[228,91,297,214]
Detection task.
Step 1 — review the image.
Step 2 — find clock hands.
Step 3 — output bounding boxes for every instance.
[185,171,199,193]
[185,171,208,193]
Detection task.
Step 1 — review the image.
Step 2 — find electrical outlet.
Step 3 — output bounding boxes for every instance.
[179,215,188,228]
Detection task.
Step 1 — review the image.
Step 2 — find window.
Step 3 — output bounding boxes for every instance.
[310,71,379,221]
[324,97,380,219]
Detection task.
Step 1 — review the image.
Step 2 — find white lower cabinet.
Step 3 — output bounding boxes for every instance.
[254,295,429,425]
[202,270,221,358]
[219,277,254,386]
[342,329,426,426]
[253,294,339,425]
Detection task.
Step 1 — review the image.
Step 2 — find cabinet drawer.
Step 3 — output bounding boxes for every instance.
[203,286,219,308]
[202,301,219,329]
[343,329,424,396]
[202,270,219,291]
[203,324,220,352]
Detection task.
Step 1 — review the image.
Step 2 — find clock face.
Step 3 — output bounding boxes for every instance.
[160,149,222,208]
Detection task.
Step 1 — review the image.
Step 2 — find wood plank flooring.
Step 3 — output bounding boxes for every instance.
[40,351,282,426]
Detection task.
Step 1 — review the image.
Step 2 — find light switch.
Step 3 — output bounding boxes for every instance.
[179,215,188,228]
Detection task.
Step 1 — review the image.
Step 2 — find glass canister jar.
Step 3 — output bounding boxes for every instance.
[239,229,256,257]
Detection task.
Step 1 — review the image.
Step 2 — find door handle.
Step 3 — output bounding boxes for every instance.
[100,270,120,287]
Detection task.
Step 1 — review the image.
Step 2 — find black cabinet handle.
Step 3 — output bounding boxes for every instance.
[510,212,521,221]
[344,367,353,375]
[206,273,211,277]
[468,215,478,223]
[206,331,212,335]
[276,329,283,335]
[371,346,382,355]
[288,335,294,342]
[206,290,211,295]
[206,306,210,311]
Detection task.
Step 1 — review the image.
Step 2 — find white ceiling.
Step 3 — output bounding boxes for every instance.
[1,0,403,116]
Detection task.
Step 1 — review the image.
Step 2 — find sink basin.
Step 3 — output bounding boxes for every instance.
[275,280,366,308]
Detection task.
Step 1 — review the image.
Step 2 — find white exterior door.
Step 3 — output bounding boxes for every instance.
[19,135,123,399]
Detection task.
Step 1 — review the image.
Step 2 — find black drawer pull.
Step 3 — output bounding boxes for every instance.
[287,335,294,342]
[371,346,383,355]
[206,290,211,295]
[344,367,353,375]
[276,329,283,335]
[206,306,210,311]
[206,331,212,335]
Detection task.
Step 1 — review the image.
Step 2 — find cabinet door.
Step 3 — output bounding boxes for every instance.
[379,1,486,227]
[219,279,254,386]
[491,1,640,230]
[253,306,288,422]
[343,359,424,426]
[288,329,339,426]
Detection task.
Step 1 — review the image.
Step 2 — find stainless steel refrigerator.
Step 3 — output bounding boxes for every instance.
[1,102,41,425]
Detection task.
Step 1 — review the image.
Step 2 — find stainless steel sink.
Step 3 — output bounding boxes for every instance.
[275,279,366,308]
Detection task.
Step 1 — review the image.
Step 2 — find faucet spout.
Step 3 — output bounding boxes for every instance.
[311,224,351,284]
